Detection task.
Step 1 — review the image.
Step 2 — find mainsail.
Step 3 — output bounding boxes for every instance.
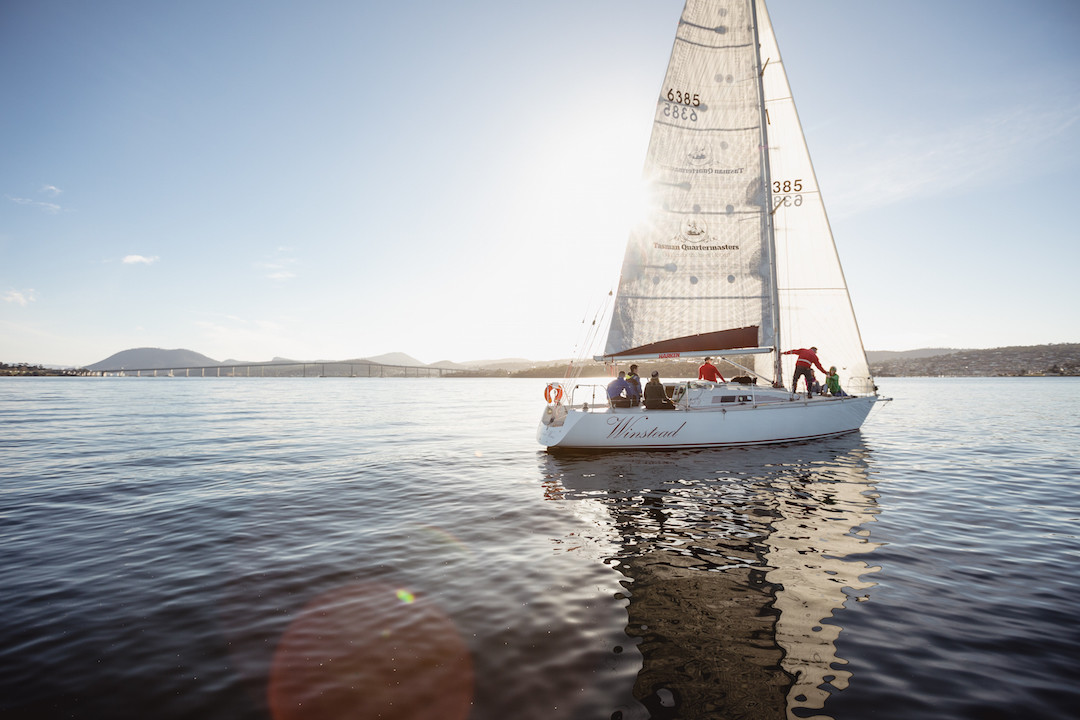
[602,0,872,393]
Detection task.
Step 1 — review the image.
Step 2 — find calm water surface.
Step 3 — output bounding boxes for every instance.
[1,377,1078,719]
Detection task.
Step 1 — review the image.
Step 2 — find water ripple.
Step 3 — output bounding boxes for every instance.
[1,377,1078,718]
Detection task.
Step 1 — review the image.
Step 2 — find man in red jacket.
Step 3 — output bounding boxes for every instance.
[782,346,826,396]
[698,357,725,383]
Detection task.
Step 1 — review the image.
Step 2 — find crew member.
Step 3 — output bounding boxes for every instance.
[626,364,643,405]
[698,357,725,383]
[644,371,676,410]
[607,371,633,408]
[825,366,848,397]
[783,346,827,396]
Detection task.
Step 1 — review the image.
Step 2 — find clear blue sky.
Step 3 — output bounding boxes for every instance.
[2,0,1078,367]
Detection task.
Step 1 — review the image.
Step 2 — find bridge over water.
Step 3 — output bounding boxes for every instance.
[94,360,453,378]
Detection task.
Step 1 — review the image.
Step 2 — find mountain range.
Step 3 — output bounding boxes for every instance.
[84,348,538,372]
[78,344,1080,377]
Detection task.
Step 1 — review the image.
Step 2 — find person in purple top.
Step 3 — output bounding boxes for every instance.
[607,371,633,407]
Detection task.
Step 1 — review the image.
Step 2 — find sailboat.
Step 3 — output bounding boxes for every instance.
[539,0,883,451]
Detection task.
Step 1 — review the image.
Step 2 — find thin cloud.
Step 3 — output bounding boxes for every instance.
[7,184,65,213]
[7,196,61,214]
[122,255,159,265]
[258,248,297,281]
[826,103,1080,218]
[3,289,37,306]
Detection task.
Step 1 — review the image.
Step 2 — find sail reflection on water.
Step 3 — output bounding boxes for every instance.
[540,437,882,720]
[762,452,882,720]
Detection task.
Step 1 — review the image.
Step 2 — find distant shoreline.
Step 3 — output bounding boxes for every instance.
[4,369,1078,380]
[4,342,1077,378]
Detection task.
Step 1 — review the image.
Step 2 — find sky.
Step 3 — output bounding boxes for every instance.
[2,0,1078,367]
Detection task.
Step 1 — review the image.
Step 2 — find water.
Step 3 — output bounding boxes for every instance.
[1,376,1078,720]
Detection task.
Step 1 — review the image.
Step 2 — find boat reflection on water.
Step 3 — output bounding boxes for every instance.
[540,435,882,720]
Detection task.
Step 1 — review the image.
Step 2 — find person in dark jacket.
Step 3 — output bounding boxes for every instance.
[644,371,676,410]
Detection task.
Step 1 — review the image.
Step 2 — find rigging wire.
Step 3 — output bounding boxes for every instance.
[563,290,613,381]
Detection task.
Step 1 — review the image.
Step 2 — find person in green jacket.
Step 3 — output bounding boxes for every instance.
[825,366,848,397]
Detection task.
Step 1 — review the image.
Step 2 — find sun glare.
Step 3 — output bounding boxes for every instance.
[620,177,657,231]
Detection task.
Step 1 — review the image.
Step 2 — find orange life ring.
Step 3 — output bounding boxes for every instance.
[544,383,564,404]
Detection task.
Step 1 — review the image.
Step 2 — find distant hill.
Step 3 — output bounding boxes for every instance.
[427,360,470,370]
[81,343,1079,377]
[87,348,221,371]
[354,354,554,372]
[865,348,962,363]
[869,343,1080,377]
[361,352,426,367]
[513,345,1080,379]
[221,356,298,365]
[455,357,544,372]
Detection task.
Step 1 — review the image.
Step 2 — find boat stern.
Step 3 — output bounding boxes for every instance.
[537,403,581,447]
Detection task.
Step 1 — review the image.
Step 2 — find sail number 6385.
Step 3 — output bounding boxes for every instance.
[667,89,700,106]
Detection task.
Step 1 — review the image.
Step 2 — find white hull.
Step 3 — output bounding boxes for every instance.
[538,384,876,451]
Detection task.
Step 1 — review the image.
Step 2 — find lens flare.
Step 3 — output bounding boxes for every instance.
[269,582,473,720]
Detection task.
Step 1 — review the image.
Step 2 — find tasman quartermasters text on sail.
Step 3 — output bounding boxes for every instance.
[671,167,747,174]
[653,243,740,251]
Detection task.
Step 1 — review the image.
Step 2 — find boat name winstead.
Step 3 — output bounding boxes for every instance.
[607,417,687,440]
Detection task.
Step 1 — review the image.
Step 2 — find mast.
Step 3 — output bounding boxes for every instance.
[750,0,784,385]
